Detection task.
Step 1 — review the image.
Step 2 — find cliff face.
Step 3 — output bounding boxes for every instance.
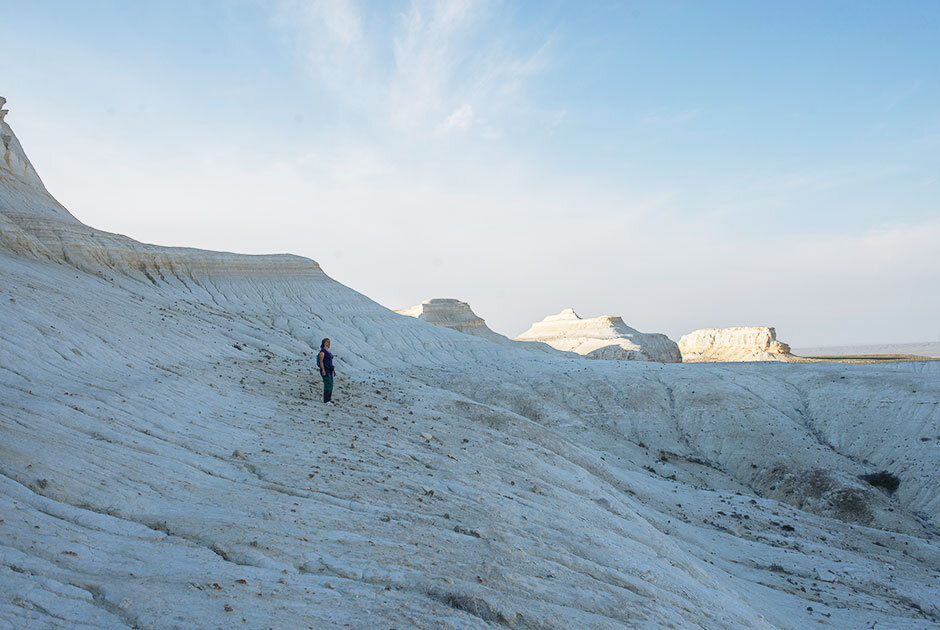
[678,326,793,362]
[515,308,682,362]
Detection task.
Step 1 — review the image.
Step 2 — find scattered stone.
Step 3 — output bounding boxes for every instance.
[453,525,481,538]
[859,471,900,494]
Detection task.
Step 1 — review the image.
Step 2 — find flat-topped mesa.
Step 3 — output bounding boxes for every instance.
[396,298,499,340]
[515,308,681,362]
[678,326,793,363]
[397,298,574,356]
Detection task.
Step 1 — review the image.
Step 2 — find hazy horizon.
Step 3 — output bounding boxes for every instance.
[2,1,938,346]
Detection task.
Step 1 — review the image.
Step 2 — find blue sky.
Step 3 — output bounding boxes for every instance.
[2,0,938,345]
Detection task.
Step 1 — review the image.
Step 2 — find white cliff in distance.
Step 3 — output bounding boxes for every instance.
[678,326,794,362]
[396,298,506,342]
[515,308,682,362]
[397,298,567,355]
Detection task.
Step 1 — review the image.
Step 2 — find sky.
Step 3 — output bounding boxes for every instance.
[1,0,938,346]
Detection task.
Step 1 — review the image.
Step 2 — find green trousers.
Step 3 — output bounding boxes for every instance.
[322,373,333,403]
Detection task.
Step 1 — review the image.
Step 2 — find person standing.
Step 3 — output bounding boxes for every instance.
[317,338,335,405]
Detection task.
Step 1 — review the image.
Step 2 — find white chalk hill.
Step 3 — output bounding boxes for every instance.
[516,308,683,363]
[397,298,569,356]
[2,99,939,628]
[679,327,794,363]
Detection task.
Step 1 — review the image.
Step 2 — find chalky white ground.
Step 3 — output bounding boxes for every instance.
[1,109,939,628]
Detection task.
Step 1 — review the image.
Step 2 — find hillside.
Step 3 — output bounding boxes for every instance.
[2,104,939,628]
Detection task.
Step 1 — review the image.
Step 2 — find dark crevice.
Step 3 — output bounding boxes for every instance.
[71,582,140,629]
[425,588,517,627]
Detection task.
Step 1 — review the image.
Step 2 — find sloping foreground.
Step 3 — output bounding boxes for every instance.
[2,112,939,628]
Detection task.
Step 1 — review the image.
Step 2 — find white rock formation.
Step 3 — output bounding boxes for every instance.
[515,308,682,362]
[397,298,569,356]
[396,298,508,342]
[2,100,939,628]
[678,326,793,362]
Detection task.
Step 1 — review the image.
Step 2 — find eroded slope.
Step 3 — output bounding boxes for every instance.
[1,109,938,628]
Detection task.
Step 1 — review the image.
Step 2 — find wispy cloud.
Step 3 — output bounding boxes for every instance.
[435,103,473,135]
[274,0,372,102]
[274,0,553,138]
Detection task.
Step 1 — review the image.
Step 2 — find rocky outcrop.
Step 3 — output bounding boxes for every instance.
[396,299,504,342]
[397,298,569,356]
[514,308,681,362]
[678,327,793,362]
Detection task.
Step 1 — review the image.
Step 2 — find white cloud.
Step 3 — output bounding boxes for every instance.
[435,103,473,135]
[274,0,551,137]
[273,0,372,105]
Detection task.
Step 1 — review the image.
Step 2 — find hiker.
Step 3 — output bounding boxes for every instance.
[317,338,335,405]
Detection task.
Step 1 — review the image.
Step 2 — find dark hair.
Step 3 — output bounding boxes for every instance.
[320,338,330,348]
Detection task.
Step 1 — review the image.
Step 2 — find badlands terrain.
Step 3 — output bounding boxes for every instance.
[1,102,939,628]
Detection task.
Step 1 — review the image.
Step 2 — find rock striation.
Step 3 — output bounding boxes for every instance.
[397,298,568,355]
[0,96,325,284]
[515,308,681,362]
[678,326,793,362]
